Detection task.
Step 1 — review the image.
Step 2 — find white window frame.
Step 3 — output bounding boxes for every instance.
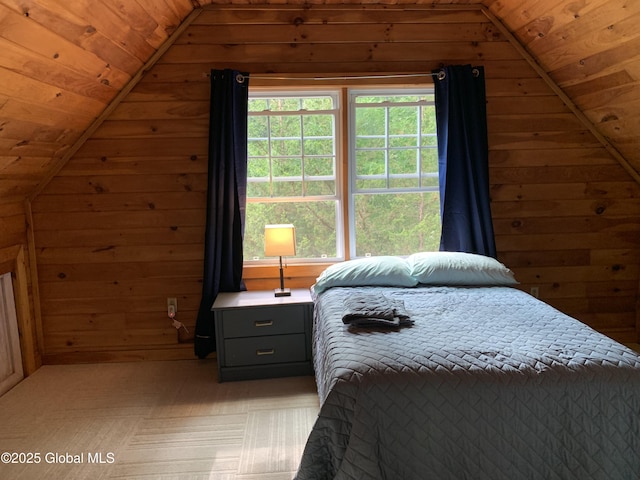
[347,88,439,257]
[244,85,439,264]
[245,89,345,263]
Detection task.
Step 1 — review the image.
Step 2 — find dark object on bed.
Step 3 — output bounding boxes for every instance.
[295,254,640,480]
[341,293,412,328]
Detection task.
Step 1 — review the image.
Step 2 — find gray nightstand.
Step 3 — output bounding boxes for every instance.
[211,289,314,382]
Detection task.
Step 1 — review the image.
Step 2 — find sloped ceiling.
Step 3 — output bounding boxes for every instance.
[1,0,639,204]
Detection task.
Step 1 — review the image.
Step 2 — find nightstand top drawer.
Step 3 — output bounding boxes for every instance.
[212,289,312,310]
[221,304,306,338]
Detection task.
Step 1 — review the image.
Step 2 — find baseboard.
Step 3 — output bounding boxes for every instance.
[42,345,215,365]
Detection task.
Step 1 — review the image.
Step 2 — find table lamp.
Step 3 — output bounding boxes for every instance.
[264,224,296,297]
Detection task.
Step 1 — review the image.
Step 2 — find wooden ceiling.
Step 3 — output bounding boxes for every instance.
[1,0,639,204]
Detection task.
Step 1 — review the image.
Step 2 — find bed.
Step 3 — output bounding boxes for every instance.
[295,252,640,480]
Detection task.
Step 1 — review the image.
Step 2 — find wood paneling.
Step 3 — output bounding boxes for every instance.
[490,0,640,174]
[2,1,639,187]
[0,242,39,375]
[27,4,640,364]
[0,0,199,203]
[3,0,640,204]
[0,0,635,372]
[0,202,39,375]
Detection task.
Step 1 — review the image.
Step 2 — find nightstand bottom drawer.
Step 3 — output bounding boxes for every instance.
[224,334,307,367]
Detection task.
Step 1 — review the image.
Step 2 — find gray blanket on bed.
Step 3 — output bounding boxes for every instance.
[296,285,640,480]
[341,293,412,327]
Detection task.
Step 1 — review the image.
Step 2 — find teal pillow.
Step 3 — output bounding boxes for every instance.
[407,251,518,286]
[313,256,418,294]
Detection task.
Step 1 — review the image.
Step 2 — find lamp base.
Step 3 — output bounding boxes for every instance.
[274,288,291,297]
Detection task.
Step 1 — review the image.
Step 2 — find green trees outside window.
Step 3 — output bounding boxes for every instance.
[243,88,441,263]
[350,90,440,257]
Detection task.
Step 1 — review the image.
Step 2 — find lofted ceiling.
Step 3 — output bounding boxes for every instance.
[1,0,640,205]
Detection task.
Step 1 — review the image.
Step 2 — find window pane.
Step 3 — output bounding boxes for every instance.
[352,90,437,196]
[421,105,437,132]
[304,138,333,156]
[249,98,268,112]
[353,192,441,257]
[389,106,418,136]
[388,150,416,189]
[248,116,268,139]
[248,138,269,157]
[248,157,269,178]
[247,181,271,198]
[305,157,335,195]
[355,150,386,190]
[355,178,387,190]
[305,157,334,177]
[355,107,386,135]
[270,115,301,155]
[421,134,438,147]
[273,180,302,197]
[269,98,301,111]
[356,136,385,149]
[305,180,335,196]
[421,149,439,187]
[301,97,333,111]
[389,150,416,174]
[355,150,385,176]
[244,201,338,260]
[303,114,333,136]
[271,139,301,157]
[389,136,418,148]
[272,158,301,178]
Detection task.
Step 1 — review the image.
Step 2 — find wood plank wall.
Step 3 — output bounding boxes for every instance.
[0,200,40,374]
[30,5,640,363]
[484,0,640,176]
[0,202,25,253]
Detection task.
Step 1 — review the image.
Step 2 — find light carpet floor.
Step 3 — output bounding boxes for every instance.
[0,360,320,480]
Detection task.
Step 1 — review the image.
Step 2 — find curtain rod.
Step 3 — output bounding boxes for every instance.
[216,71,448,83]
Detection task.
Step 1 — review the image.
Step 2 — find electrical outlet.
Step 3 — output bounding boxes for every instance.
[530,287,539,298]
[167,297,177,318]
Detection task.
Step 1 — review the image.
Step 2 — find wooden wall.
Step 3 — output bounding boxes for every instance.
[0,202,25,252]
[484,0,640,177]
[29,5,640,363]
[0,201,40,374]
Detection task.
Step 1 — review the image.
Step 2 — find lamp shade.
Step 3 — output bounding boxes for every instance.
[264,224,296,257]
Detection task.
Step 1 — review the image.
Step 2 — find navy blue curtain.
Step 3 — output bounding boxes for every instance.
[433,64,497,258]
[194,69,249,359]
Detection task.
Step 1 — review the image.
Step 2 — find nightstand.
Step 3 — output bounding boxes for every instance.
[211,289,314,382]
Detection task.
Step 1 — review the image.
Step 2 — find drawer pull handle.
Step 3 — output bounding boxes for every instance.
[255,320,273,327]
[256,348,275,356]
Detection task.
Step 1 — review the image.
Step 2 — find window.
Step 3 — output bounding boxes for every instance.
[243,87,440,263]
[243,92,342,261]
[349,90,440,257]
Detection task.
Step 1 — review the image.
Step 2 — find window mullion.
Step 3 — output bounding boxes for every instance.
[417,105,423,189]
[266,114,274,197]
[300,115,305,197]
[385,106,390,189]
[341,87,351,260]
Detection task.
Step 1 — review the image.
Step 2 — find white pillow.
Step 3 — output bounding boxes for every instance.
[313,256,418,294]
[407,251,518,286]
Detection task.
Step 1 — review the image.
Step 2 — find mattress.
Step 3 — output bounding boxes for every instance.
[295,285,640,480]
